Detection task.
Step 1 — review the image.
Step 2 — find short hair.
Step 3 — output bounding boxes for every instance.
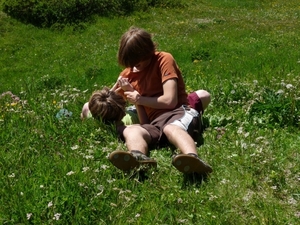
[88,87,126,123]
[118,27,155,68]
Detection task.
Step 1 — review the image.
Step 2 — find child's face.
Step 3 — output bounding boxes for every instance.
[133,58,151,72]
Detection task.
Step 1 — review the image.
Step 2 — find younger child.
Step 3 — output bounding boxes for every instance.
[81,85,209,137]
[81,87,139,125]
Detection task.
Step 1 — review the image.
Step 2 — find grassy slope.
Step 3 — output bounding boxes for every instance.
[0,0,299,224]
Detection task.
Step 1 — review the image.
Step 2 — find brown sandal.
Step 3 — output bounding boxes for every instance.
[172,154,213,174]
[109,150,157,171]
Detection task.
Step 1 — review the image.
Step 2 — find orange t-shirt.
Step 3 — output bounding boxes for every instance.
[119,51,188,122]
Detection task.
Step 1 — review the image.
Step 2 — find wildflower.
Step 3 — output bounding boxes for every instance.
[78,182,85,187]
[8,173,15,178]
[101,165,109,170]
[53,100,56,104]
[53,213,62,220]
[107,179,116,183]
[27,213,32,220]
[40,185,44,189]
[71,145,79,150]
[66,171,75,176]
[276,89,284,95]
[10,102,17,106]
[135,213,141,218]
[288,197,297,205]
[177,198,183,204]
[20,192,24,196]
[84,155,94,159]
[237,127,243,134]
[286,84,293,89]
[48,201,53,208]
[241,142,248,149]
[220,179,229,184]
[82,167,89,172]
[209,194,218,201]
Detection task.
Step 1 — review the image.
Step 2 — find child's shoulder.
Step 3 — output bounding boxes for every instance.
[155,51,175,62]
[156,51,174,58]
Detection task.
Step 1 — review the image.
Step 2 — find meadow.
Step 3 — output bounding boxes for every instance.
[0,0,299,224]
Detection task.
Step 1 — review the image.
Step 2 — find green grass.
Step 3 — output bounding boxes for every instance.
[0,0,300,224]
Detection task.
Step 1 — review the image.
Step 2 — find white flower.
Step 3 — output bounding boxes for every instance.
[71,145,79,150]
[220,179,229,184]
[276,89,284,95]
[48,201,53,208]
[107,179,116,183]
[53,213,62,220]
[286,84,293,89]
[8,173,15,178]
[82,167,89,172]
[27,213,32,220]
[84,155,94,159]
[101,165,109,170]
[66,171,75,176]
[237,127,243,134]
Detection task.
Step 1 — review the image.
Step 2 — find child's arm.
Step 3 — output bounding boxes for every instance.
[136,105,149,124]
[110,76,122,92]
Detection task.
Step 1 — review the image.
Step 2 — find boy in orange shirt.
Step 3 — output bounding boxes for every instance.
[109,27,213,175]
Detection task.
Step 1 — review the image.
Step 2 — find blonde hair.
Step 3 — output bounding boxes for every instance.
[118,27,155,68]
[88,87,126,123]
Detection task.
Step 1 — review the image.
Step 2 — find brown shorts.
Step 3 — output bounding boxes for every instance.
[141,105,200,146]
[118,92,203,147]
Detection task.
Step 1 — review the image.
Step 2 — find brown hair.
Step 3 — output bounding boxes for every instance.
[88,87,126,123]
[118,27,155,68]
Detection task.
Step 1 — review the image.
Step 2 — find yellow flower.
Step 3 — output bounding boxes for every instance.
[53,100,57,104]
[10,102,17,106]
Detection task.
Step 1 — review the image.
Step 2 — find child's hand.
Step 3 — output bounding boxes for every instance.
[124,90,141,104]
[118,78,135,92]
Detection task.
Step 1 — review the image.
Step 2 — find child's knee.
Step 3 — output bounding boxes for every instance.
[81,102,90,119]
[195,90,211,109]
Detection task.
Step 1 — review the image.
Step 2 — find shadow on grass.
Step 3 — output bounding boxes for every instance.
[182,173,209,188]
[110,167,156,183]
[128,170,150,182]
